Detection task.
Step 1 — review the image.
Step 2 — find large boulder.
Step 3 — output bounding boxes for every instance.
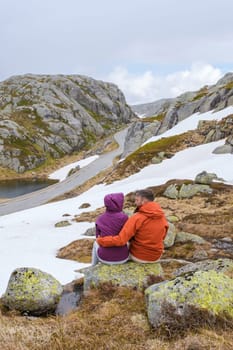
[164,222,176,248]
[163,183,212,199]
[145,270,233,328]
[173,258,233,277]
[213,144,233,154]
[194,171,222,184]
[163,184,179,199]
[80,261,163,292]
[175,231,206,245]
[2,267,63,315]
[178,184,212,198]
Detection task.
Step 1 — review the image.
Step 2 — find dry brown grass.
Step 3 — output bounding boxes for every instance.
[0,286,233,350]
[57,238,94,263]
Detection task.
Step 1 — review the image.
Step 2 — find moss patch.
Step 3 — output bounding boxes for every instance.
[224,81,233,90]
[191,87,209,101]
[142,113,166,122]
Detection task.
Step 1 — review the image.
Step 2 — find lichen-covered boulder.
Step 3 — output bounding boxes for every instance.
[145,270,233,328]
[194,171,219,184]
[179,184,212,198]
[2,267,63,315]
[164,222,176,248]
[163,183,212,199]
[175,231,206,245]
[80,262,163,292]
[174,258,233,277]
[163,184,179,199]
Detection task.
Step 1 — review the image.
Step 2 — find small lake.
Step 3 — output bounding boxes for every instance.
[0,179,58,199]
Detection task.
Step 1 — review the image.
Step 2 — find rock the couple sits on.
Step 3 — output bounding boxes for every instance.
[92,189,168,265]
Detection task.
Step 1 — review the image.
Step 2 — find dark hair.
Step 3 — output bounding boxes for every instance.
[135,189,154,201]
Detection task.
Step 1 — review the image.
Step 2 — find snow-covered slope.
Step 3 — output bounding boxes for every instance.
[143,106,233,145]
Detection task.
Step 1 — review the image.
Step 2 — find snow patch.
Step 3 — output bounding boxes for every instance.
[49,155,99,181]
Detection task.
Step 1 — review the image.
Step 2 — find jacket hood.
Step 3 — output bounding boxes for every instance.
[138,201,164,218]
[104,192,124,212]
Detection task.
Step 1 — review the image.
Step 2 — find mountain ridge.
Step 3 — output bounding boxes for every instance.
[123,72,233,157]
[0,74,135,174]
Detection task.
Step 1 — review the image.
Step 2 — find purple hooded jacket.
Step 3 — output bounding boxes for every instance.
[96,192,129,262]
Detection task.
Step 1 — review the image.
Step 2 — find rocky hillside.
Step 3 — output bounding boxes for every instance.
[0,74,135,173]
[124,72,233,157]
[107,113,233,182]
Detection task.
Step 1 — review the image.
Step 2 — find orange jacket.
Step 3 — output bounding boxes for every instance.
[97,201,168,261]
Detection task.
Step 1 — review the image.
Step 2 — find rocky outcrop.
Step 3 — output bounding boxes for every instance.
[2,267,63,315]
[175,231,206,245]
[213,134,233,154]
[145,270,233,328]
[163,183,213,199]
[0,74,135,172]
[121,120,160,158]
[80,262,163,292]
[196,113,233,154]
[173,258,233,277]
[194,171,223,184]
[127,74,233,154]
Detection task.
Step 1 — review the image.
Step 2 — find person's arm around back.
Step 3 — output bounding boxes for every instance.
[97,215,138,247]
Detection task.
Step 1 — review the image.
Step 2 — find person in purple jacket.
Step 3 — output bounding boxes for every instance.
[91,192,129,265]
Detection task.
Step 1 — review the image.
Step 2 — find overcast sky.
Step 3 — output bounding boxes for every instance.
[1,0,233,104]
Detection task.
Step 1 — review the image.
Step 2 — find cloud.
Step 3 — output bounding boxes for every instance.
[107,63,223,104]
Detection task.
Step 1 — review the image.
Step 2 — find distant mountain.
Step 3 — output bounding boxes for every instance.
[0,74,135,173]
[132,73,233,118]
[124,73,233,157]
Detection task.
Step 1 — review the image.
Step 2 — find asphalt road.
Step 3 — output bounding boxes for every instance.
[0,128,128,216]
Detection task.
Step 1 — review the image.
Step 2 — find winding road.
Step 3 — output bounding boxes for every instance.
[0,128,128,216]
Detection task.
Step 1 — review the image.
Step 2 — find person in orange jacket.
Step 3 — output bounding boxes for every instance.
[97,189,168,263]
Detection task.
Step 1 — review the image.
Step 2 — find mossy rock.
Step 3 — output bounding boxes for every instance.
[163,183,212,199]
[164,222,176,248]
[167,215,179,223]
[2,267,63,315]
[163,184,179,199]
[175,231,206,245]
[173,258,233,277]
[194,171,220,184]
[145,270,233,328]
[80,261,164,292]
[55,220,71,228]
[179,184,212,198]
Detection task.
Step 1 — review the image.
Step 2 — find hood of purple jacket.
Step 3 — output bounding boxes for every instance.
[104,192,124,212]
